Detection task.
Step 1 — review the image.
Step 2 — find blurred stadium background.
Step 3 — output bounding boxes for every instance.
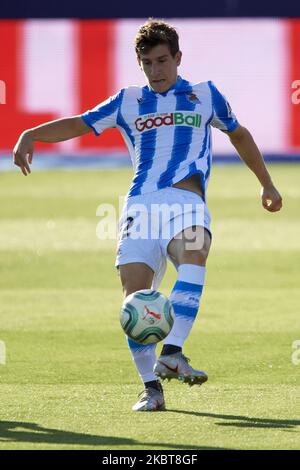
[1,17,300,168]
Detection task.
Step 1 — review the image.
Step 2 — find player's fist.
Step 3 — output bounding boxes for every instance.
[260,184,282,212]
[13,132,34,176]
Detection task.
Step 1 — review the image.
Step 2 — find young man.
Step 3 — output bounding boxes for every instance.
[13,20,282,412]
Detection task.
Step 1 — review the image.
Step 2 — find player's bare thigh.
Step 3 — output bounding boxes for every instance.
[167,226,212,266]
[119,262,154,297]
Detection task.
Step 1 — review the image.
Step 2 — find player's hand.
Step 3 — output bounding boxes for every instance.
[13,132,34,176]
[260,184,282,212]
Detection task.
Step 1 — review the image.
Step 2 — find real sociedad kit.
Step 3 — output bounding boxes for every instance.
[81,76,239,287]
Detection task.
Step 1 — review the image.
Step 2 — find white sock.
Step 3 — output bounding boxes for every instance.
[127,338,158,383]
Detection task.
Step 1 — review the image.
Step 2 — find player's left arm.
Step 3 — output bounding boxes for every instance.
[224,124,283,212]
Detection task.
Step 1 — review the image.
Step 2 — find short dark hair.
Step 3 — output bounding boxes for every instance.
[135,19,179,58]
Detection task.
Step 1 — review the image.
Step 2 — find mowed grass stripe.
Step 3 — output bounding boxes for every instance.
[0,250,299,289]
[0,218,300,251]
[0,219,117,252]
[0,384,299,450]
[0,288,298,333]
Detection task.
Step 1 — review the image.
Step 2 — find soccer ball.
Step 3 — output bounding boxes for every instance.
[120,289,174,345]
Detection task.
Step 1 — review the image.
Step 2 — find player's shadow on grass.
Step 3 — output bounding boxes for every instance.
[0,421,228,449]
[168,411,300,429]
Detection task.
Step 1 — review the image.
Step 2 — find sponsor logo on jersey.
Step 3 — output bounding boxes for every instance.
[135,112,201,133]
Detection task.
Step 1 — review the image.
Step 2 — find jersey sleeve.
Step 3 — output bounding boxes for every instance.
[80,90,123,136]
[208,81,239,132]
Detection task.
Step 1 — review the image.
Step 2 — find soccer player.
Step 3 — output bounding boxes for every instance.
[13,20,282,411]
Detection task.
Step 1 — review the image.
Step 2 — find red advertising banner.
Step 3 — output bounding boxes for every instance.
[0,19,299,153]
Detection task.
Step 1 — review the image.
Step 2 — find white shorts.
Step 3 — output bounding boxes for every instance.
[115,187,211,289]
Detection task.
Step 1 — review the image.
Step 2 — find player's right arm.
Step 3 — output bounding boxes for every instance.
[13,116,91,176]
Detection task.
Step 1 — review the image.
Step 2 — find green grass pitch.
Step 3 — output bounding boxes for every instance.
[0,164,299,450]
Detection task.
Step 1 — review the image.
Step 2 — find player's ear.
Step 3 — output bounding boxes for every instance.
[175,51,182,66]
[137,56,142,69]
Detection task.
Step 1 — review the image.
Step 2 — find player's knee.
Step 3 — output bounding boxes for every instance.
[179,246,209,266]
[119,263,154,297]
[122,283,146,298]
[121,276,147,297]
[171,226,211,265]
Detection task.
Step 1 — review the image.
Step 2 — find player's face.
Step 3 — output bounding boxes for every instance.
[138,44,182,93]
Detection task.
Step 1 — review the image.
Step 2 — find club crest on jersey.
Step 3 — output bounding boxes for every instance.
[135,112,202,133]
[188,93,201,104]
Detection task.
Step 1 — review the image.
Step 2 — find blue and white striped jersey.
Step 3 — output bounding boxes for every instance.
[81,76,239,198]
